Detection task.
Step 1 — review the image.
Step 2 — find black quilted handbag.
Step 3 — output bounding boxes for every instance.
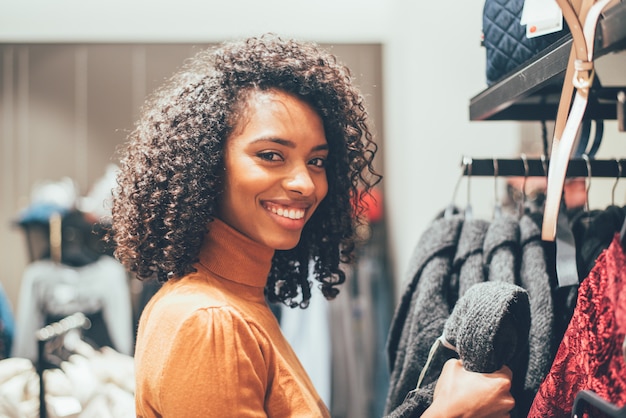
[483,0,569,85]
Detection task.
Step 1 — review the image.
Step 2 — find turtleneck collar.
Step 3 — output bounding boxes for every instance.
[196,217,275,288]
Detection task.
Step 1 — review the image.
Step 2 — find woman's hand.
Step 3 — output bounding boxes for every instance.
[423,358,515,418]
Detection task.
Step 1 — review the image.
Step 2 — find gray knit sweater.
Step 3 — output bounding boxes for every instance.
[385,211,555,418]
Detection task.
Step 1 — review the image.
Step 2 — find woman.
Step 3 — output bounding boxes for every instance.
[111,34,514,417]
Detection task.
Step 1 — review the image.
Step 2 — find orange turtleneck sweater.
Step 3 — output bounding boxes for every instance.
[134,218,330,418]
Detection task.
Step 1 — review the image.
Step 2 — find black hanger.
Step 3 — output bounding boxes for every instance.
[572,390,626,417]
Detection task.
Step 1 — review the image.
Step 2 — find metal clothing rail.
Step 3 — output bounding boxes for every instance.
[35,312,91,418]
[459,157,626,178]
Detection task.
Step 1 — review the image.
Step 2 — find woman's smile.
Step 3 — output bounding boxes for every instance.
[263,202,307,220]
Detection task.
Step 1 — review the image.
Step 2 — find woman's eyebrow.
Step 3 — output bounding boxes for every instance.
[312,143,329,152]
[252,137,329,152]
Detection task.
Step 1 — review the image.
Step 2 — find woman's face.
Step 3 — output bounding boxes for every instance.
[218,89,329,250]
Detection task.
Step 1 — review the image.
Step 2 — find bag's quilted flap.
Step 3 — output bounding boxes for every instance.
[483,0,566,85]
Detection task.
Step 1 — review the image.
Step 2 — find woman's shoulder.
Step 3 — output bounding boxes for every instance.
[143,276,232,322]
[136,285,269,362]
[137,270,276,349]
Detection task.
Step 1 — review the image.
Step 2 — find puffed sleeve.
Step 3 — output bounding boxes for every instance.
[157,307,269,417]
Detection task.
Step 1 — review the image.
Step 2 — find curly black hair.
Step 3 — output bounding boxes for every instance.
[111,34,381,308]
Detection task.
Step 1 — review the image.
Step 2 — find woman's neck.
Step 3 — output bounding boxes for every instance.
[196,218,274,287]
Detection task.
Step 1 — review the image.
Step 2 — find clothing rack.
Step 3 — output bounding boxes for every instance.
[460,157,626,178]
[35,312,91,418]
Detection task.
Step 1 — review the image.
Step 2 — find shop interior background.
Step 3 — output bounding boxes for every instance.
[2,0,625,339]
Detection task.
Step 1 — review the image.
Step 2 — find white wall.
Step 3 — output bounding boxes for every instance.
[383,2,520,287]
[0,0,521,299]
[0,0,390,43]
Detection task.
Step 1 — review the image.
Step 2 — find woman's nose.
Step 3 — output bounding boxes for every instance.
[284,165,315,196]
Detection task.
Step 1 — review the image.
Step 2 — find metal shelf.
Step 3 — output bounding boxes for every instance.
[469,1,626,122]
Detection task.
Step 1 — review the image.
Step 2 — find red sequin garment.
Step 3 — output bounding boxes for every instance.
[528,234,626,417]
[528,234,626,418]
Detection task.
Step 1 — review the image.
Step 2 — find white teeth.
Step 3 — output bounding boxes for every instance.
[267,205,304,220]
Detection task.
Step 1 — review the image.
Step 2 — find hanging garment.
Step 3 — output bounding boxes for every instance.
[483,215,520,285]
[385,208,564,417]
[384,213,464,415]
[527,234,626,417]
[516,213,556,415]
[571,205,626,280]
[478,212,549,418]
[11,256,134,361]
[548,205,626,343]
[453,218,489,299]
[393,216,493,414]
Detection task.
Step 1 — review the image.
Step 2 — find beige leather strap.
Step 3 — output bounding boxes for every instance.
[553,0,588,137]
[541,0,615,240]
[550,0,585,157]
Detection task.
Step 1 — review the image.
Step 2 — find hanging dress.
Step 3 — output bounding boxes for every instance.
[528,234,626,417]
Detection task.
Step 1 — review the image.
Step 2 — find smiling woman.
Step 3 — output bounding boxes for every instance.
[110,34,381,417]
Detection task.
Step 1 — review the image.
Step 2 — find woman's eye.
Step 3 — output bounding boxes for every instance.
[309,157,327,168]
[258,152,283,162]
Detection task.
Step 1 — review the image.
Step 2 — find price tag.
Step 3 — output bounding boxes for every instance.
[521,0,564,38]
